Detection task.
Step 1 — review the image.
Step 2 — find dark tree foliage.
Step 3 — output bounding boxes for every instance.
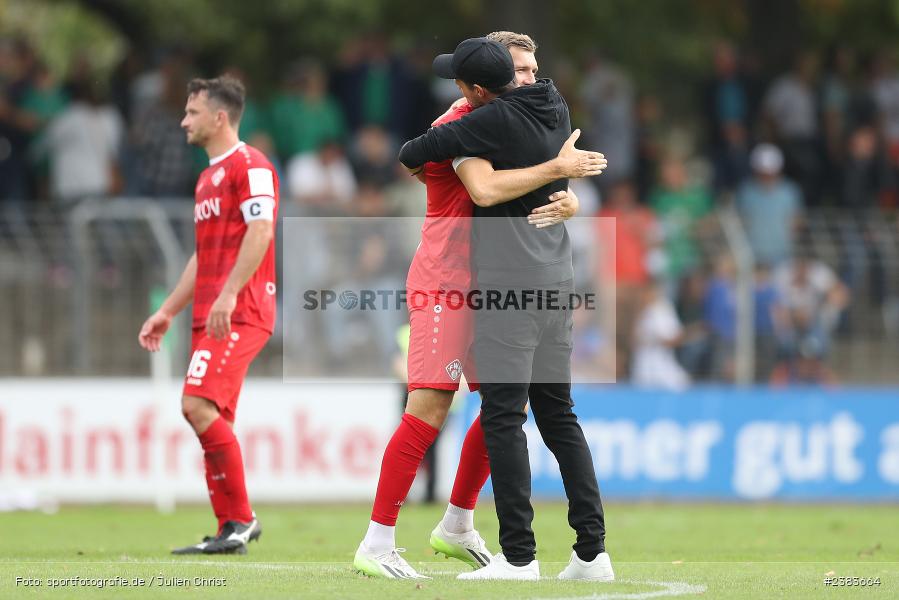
[67,0,899,101]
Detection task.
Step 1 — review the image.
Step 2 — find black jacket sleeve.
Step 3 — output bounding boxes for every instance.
[398,102,508,168]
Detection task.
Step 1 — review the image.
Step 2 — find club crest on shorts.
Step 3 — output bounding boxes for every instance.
[445,359,462,381]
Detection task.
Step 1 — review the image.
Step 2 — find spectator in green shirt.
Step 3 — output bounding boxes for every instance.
[649,156,713,294]
[20,62,67,127]
[20,62,68,195]
[268,59,346,162]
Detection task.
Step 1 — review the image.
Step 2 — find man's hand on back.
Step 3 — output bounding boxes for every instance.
[553,129,607,179]
[528,188,580,229]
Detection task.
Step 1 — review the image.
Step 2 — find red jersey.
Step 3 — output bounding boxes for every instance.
[406,103,475,293]
[192,142,279,333]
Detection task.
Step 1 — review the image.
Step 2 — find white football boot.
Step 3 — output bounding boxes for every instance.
[456,553,539,580]
[353,543,429,579]
[557,550,615,581]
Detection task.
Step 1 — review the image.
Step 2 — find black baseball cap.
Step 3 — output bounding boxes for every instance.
[433,37,514,89]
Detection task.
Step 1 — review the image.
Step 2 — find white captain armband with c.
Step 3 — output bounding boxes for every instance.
[241,167,276,222]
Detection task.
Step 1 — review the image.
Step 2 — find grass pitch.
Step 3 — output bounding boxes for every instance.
[1,502,897,599]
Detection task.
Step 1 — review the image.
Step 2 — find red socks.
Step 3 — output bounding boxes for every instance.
[202,447,229,532]
[199,417,253,529]
[371,413,439,526]
[369,412,488,527]
[450,413,490,509]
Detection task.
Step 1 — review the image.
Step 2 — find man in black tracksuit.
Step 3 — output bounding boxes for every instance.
[399,37,611,580]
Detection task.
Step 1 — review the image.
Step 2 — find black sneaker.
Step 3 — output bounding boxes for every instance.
[171,535,217,555]
[201,517,262,555]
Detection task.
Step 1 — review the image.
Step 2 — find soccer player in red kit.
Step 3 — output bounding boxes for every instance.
[353,34,606,578]
[138,76,278,555]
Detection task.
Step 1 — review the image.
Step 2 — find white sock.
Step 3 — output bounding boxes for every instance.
[442,503,474,534]
[362,521,395,554]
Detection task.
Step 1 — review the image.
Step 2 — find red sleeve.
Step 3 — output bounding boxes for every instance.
[231,153,278,222]
[233,161,276,203]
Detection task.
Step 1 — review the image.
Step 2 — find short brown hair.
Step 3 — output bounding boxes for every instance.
[187,75,246,125]
[486,31,538,53]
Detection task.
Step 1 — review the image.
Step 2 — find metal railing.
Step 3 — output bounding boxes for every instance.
[718,202,755,386]
[70,199,187,373]
[2,198,898,384]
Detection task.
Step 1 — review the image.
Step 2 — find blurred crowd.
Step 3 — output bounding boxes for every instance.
[5,34,897,387]
[577,40,882,389]
[0,35,438,213]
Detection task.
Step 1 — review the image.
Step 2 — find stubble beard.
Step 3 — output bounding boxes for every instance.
[186,130,206,148]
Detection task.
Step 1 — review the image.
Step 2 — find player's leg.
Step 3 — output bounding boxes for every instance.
[173,393,259,555]
[423,440,438,504]
[529,304,613,581]
[429,409,493,569]
[458,301,541,581]
[413,296,493,565]
[438,404,533,536]
[173,393,257,554]
[445,411,489,529]
[355,292,476,578]
[369,387,451,534]
[441,402,529,529]
[443,341,490,529]
[183,394,229,529]
[354,387,451,579]
[528,382,612,581]
[172,329,227,554]
[182,394,220,433]
[439,303,490,519]
[191,397,257,546]
[172,326,267,555]
[200,327,271,554]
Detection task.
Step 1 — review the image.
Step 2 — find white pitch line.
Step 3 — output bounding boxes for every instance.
[533,580,707,600]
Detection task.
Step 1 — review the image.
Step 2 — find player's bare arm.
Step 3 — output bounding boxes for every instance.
[453,129,604,207]
[138,252,197,352]
[206,220,273,341]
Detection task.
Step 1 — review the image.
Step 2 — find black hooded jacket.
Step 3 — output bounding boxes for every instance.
[398,79,573,287]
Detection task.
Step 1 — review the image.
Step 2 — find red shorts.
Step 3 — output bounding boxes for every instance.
[407,290,478,393]
[182,323,270,422]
